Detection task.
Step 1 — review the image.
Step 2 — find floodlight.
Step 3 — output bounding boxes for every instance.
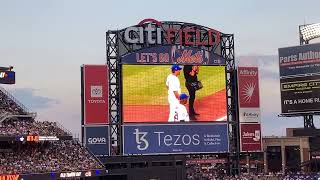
[300,23,320,42]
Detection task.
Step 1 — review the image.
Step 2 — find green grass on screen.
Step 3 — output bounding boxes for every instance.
[123,65,226,105]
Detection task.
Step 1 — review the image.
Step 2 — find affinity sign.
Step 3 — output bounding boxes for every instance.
[238,67,260,108]
[239,108,261,123]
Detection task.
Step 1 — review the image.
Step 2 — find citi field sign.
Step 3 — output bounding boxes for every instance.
[120,19,225,65]
[123,18,221,47]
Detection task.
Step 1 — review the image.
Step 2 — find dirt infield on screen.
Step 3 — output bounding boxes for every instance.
[123,65,227,122]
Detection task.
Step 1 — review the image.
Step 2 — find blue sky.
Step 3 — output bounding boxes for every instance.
[1,0,320,136]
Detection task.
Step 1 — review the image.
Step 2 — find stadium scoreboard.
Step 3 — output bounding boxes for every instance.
[0,70,15,84]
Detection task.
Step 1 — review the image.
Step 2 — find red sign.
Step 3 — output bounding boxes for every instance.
[240,124,262,152]
[83,65,109,124]
[238,67,260,108]
[0,175,19,180]
[27,135,39,142]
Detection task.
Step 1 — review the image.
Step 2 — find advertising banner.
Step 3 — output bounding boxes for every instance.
[0,71,15,84]
[239,108,261,123]
[85,126,109,156]
[237,67,260,108]
[240,124,262,152]
[118,19,223,59]
[121,45,225,65]
[123,123,228,155]
[83,65,109,124]
[279,43,320,77]
[280,74,320,114]
[0,169,108,180]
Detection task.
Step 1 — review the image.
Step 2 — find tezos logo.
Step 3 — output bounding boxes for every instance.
[88,137,106,144]
[91,86,102,97]
[133,128,149,150]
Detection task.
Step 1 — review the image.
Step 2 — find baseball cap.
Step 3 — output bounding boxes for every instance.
[179,93,189,100]
[171,64,182,71]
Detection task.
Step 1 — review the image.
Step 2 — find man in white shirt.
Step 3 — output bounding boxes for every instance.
[166,64,182,122]
[173,93,190,122]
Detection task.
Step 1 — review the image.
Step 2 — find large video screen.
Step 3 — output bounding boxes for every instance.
[0,71,15,84]
[123,65,227,123]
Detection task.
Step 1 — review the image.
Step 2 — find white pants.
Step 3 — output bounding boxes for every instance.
[168,102,178,122]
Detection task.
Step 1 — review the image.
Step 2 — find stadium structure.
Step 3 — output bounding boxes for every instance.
[0,67,107,179]
[2,20,320,180]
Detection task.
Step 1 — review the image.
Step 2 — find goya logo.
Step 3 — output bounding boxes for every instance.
[87,137,107,144]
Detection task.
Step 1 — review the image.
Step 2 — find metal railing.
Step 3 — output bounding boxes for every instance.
[0,113,37,123]
[56,121,72,136]
[0,112,10,123]
[73,138,106,167]
[0,86,29,113]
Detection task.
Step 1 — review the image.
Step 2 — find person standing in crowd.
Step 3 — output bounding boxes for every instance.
[183,65,200,120]
[166,64,182,122]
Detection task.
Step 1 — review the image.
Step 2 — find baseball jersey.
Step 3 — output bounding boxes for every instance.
[166,74,181,104]
[174,104,190,122]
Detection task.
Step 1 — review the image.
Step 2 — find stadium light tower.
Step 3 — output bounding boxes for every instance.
[298,22,320,128]
[299,23,320,44]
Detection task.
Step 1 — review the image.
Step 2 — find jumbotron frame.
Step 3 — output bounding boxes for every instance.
[106,21,240,174]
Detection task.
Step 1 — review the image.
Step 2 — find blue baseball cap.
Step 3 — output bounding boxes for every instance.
[180,93,189,100]
[171,64,182,71]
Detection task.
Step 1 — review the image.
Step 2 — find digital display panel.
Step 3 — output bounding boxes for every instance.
[0,71,15,84]
[122,65,227,123]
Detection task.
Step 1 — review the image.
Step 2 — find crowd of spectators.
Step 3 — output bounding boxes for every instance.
[186,163,320,180]
[0,140,104,175]
[0,89,25,115]
[0,118,70,136]
[186,166,283,180]
[0,86,69,137]
[0,87,105,175]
